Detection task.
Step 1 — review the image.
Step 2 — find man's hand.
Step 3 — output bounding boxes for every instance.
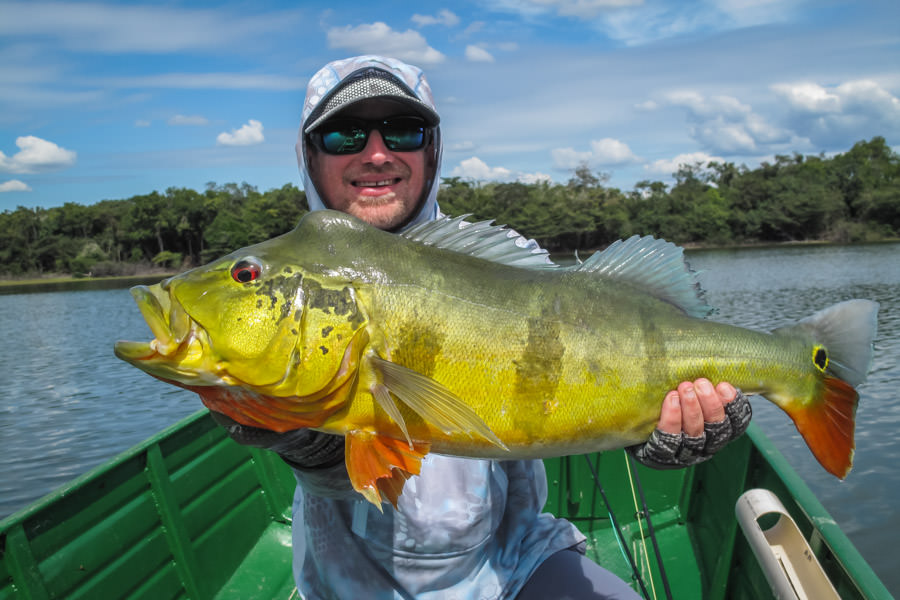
[628,378,752,468]
[659,379,736,437]
[210,411,345,470]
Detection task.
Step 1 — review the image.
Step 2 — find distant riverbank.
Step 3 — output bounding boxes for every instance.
[0,273,176,295]
[5,236,900,295]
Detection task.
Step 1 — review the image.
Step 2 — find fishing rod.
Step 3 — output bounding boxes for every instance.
[626,454,674,600]
[583,453,674,600]
[583,453,652,599]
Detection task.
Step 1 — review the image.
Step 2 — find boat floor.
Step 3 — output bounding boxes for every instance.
[215,522,296,599]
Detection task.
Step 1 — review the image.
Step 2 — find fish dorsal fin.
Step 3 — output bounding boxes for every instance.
[402,214,558,269]
[576,235,713,318]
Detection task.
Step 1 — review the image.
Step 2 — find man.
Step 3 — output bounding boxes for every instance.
[218,55,751,599]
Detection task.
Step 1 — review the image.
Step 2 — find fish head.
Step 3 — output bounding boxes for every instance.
[115,228,369,431]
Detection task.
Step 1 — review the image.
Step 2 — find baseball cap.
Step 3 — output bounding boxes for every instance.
[304,66,441,134]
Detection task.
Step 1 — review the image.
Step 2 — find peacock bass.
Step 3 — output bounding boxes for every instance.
[115,210,879,508]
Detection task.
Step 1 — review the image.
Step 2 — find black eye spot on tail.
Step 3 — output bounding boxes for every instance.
[813,346,828,372]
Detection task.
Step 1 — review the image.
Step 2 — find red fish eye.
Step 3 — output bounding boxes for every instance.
[231,260,261,283]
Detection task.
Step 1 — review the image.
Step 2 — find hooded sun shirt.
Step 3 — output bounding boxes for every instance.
[296,55,443,232]
[290,55,585,600]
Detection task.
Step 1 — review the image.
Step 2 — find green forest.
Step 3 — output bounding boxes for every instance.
[1,137,898,278]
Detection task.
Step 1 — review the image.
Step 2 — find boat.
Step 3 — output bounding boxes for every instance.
[0,409,892,599]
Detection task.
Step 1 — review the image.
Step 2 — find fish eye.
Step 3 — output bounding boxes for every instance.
[231,259,262,283]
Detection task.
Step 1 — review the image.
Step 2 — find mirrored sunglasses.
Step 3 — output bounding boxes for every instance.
[308,116,430,155]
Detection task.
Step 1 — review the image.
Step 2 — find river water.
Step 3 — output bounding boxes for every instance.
[1,242,898,593]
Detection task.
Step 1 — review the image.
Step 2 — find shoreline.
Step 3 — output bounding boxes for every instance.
[0,272,177,294]
[3,237,898,291]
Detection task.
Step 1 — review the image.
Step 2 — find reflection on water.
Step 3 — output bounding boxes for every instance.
[0,288,198,516]
[1,243,898,593]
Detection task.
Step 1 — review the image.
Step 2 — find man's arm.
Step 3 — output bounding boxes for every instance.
[210,412,356,498]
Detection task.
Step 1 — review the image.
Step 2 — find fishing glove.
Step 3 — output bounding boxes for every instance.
[210,411,345,470]
[627,389,753,469]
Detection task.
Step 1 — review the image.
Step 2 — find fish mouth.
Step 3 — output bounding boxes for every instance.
[114,284,212,384]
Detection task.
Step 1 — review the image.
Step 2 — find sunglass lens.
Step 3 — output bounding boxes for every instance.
[313,117,428,154]
[382,118,425,151]
[383,129,424,151]
[320,124,367,154]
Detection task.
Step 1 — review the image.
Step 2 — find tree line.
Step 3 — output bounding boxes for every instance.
[1,137,897,278]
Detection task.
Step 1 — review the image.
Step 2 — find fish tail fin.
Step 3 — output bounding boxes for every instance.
[775,299,878,478]
[788,376,857,479]
[775,299,879,386]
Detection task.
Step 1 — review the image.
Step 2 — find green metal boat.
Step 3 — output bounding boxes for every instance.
[1,409,892,599]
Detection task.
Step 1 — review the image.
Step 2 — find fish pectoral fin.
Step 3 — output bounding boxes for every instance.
[370,356,508,451]
[345,429,430,510]
[372,383,413,449]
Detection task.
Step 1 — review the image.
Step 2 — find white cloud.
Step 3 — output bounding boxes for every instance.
[465,45,495,62]
[168,114,209,126]
[0,179,31,192]
[0,136,77,174]
[772,82,841,113]
[552,147,594,169]
[326,22,445,65]
[517,171,552,184]
[490,0,642,20]
[645,152,724,176]
[664,91,751,120]
[463,21,486,35]
[552,138,640,169]
[412,10,460,27]
[134,119,151,127]
[451,156,549,184]
[580,0,798,46]
[453,157,513,181]
[772,79,900,146]
[590,138,640,164]
[99,73,304,91]
[216,120,264,146]
[448,141,477,152]
[774,80,900,118]
[0,1,300,53]
[658,91,790,154]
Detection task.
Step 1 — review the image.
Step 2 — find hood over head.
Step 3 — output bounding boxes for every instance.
[296,55,443,231]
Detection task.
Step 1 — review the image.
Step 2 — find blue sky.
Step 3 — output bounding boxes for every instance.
[1,0,899,211]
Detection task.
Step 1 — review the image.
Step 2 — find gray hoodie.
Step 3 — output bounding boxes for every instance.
[288,56,585,600]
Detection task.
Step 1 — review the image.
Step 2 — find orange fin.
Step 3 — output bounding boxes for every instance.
[789,376,858,479]
[345,430,430,510]
[192,385,342,433]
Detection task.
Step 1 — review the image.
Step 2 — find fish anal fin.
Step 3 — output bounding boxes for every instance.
[789,376,857,479]
[345,429,430,510]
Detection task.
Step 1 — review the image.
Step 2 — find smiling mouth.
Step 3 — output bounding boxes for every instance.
[353,177,401,188]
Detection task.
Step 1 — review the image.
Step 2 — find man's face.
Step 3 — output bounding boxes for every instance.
[307,99,428,230]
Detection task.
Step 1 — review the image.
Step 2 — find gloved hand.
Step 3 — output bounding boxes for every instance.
[628,385,752,469]
[210,411,344,470]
